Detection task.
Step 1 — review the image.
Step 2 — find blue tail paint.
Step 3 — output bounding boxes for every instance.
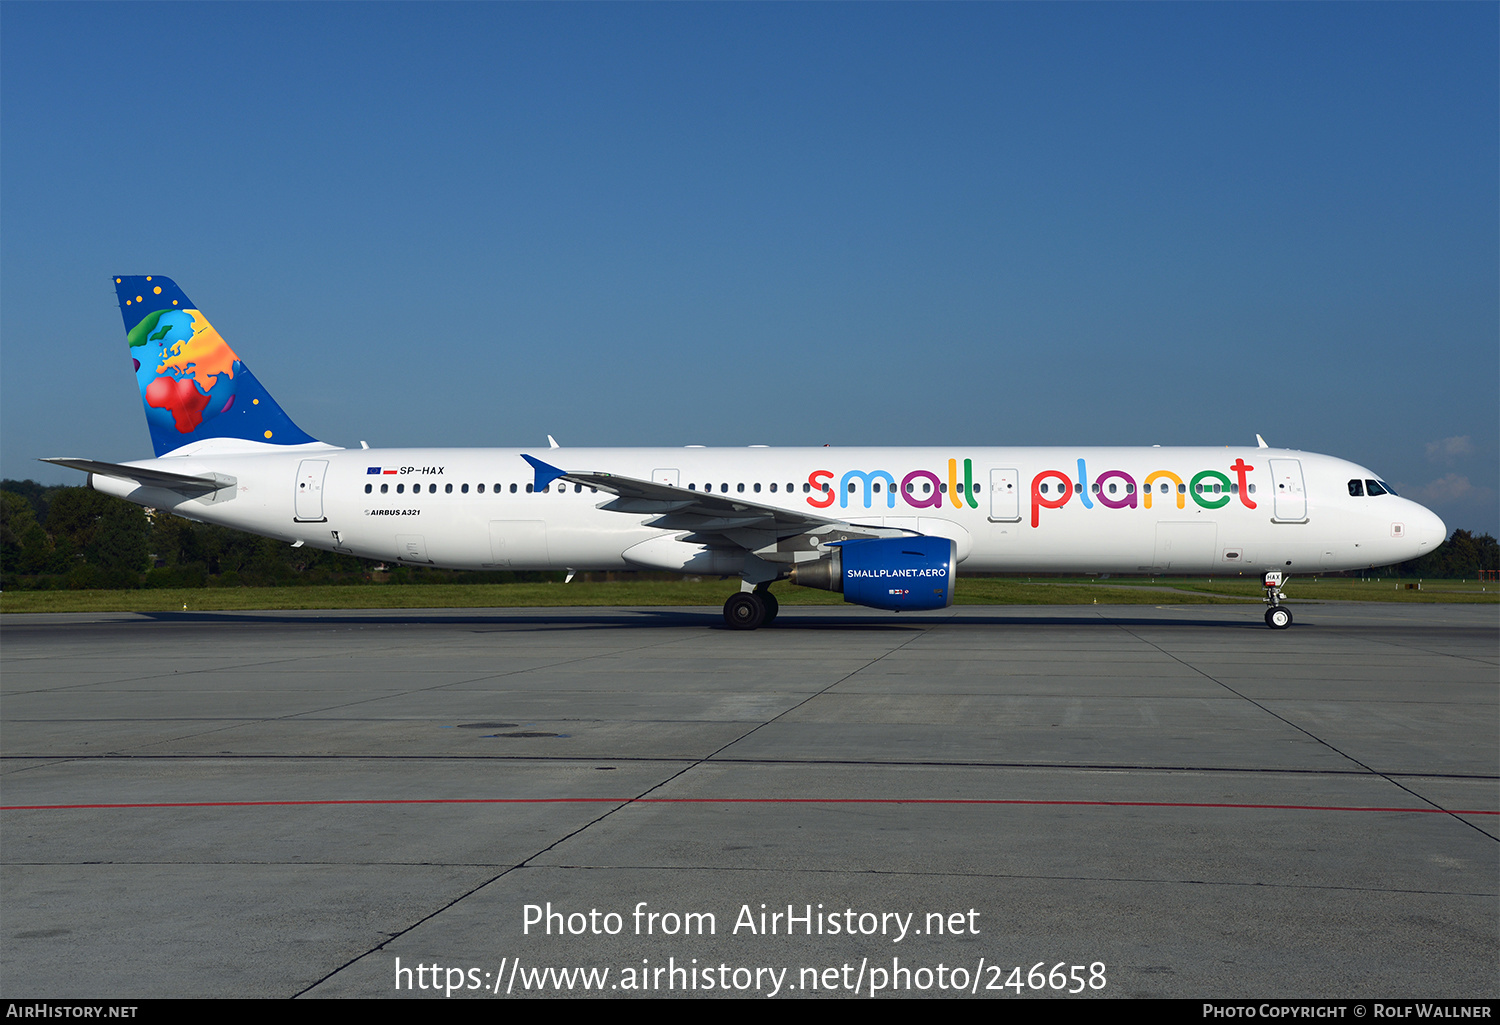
[115,276,319,456]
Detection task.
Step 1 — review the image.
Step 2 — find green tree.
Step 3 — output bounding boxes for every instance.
[1,490,47,584]
[86,501,149,579]
[45,487,115,553]
[1396,529,1500,578]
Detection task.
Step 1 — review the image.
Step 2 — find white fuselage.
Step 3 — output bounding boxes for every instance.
[91,444,1447,577]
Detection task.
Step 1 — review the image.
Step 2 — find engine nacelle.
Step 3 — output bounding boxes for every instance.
[789,536,956,612]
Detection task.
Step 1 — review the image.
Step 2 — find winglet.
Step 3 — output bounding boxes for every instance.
[521,454,568,492]
[1255,434,1269,449]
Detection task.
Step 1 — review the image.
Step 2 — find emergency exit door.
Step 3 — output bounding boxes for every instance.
[294,460,328,522]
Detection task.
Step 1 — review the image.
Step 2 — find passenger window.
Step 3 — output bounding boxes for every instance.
[381,483,388,494]
[689,483,696,490]
[1348,479,1364,497]
[429,484,437,494]
[510,483,517,493]
[940,483,948,494]
[476,484,484,493]
[365,483,372,494]
[737,483,745,493]
[769,483,777,492]
[1178,484,1186,494]
[462,484,469,493]
[754,483,761,493]
[526,484,533,493]
[397,483,404,494]
[1092,483,1100,494]
[445,483,453,494]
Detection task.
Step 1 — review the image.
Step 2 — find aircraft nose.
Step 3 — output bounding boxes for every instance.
[1410,503,1447,552]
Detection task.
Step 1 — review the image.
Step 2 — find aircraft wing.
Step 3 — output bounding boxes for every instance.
[41,458,231,495]
[521,454,911,559]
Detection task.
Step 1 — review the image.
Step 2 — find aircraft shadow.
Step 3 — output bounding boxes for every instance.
[108,608,1271,631]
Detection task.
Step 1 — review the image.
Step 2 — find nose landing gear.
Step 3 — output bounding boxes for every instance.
[1263,572,1292,629]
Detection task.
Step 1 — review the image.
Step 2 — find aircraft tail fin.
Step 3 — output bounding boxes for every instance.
[114,276,320,457]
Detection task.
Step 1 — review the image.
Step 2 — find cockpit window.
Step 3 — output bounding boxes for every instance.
[1348,479,1364,497]
[1365,479,1387,496]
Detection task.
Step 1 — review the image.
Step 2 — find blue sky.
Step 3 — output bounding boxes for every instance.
[3,3,1496,534]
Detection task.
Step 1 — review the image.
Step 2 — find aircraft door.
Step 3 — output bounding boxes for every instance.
[488,520,550,569]
[987,468,1021,522]
[1153,522,1217,571]
[294,460,328,522]
[396,534,431,563]
[1269,459,1308,522]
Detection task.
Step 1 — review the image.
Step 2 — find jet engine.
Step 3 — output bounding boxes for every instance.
[789,536,956,612]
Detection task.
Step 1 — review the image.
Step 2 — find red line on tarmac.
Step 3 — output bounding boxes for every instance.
[2,798,1495,814]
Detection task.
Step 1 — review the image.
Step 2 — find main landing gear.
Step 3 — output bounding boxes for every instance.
[723,586,779,630]
[1263,572,1292,629]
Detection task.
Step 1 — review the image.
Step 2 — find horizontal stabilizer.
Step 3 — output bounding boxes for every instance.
[40,458,228,495]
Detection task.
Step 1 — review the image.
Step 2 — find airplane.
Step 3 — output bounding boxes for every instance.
[44,275,1448,630]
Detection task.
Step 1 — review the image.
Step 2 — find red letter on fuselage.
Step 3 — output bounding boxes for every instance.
[1031,470,1073,528]
[1230,459,1256,509]
[807,469,834,509]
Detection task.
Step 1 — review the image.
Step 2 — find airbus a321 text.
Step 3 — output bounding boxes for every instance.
[47,276,1447,630]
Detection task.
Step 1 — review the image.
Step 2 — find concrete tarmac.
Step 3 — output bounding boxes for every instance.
[2,602,1495,998]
